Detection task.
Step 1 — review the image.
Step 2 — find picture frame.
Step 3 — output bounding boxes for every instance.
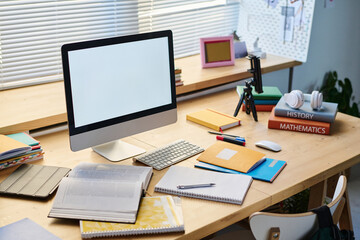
[200,36,235,68]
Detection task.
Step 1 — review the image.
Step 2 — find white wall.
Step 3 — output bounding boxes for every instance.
[262,0,360,106]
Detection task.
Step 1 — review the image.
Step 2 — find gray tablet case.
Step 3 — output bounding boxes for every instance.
[0,164,71,198]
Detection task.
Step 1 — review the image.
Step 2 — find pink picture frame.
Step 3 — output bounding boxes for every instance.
[200,36,235,68]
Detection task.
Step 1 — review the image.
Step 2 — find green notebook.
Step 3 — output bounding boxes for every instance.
[236,86,282,100]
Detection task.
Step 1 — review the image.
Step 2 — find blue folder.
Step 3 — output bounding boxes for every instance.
[195,158,286,183]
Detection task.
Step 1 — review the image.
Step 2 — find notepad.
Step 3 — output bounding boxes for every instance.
[186,108,241,131]
[155,166,252,205]
[80,196,184,238]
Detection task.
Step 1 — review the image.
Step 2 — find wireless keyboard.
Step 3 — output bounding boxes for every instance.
[133,139,204,170]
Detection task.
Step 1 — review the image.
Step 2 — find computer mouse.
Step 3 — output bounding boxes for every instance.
[255,140,281,152]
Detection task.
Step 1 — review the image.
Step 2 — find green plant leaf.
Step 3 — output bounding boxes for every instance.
[320,71,359,118]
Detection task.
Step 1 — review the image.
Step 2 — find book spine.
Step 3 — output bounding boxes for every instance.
[274,108,334,123]
[242,105,275,112]
[254,99,279,105]
[268,119,330,135]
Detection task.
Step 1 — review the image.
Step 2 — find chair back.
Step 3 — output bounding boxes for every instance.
[249,175,347,240]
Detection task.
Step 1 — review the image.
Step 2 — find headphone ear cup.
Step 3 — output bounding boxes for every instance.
[284,90,304,109]
[310,91,323,110]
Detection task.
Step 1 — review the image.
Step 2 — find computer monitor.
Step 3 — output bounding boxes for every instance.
[62,30,177,161]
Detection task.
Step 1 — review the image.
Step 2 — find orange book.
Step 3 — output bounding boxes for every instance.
[197,141,265,173]
[186,109,241,131]
[242,105,275,112]
[268,108,331,135]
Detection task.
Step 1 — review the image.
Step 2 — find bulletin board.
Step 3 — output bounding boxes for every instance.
[237,0,315,62]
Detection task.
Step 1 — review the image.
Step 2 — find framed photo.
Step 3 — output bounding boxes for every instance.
[200,36,235,68]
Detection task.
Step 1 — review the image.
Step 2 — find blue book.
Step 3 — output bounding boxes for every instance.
[254,99,279,105]
[0,218,60,240]
[195,158,286,183]
[274,96,338,123]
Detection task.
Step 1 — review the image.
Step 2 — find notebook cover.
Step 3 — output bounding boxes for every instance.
[0,218,60,240]
[0,164,70,198]
[0,135,32,160]
[186,108,241,131]
[196,141,265,173]
[80,196,184,238]
[274,96,338,123]
[7,132,40,146]
[237,86,282,100]
[154,166,252,205]
[195,158,286,183]
[268,108,331,135]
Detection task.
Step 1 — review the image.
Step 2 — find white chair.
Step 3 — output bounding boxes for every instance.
[249,175,347,240]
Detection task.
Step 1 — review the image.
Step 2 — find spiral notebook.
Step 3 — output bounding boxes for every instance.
[155,166,253,205]
[80,196,184,238]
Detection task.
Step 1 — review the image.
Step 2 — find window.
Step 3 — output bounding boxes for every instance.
[0,0,239,90]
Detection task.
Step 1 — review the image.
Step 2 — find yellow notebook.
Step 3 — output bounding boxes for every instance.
[0,135,32,161]
[186,108,241,131]
[197,141,265,173]
[80,196,184,238]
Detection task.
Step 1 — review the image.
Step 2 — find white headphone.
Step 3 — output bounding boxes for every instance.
[284,90,323,110]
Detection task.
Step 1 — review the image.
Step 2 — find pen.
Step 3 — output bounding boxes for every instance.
[216,136,246,146]
[177,183,216,189]
[208,131,245,142]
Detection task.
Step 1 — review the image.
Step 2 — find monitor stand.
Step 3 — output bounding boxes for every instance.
[92,139,146,162]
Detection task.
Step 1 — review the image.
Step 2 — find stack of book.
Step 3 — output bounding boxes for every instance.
[268,96,338,135]
[237,86,282,112]
[0,132,44,170]
[175,68,183,86]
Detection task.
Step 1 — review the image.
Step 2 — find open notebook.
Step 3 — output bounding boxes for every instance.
[80,196,184,238]
[155,166,252,205]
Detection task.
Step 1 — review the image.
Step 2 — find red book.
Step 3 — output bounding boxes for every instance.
[268,108,331,135]
[242,104,275,112]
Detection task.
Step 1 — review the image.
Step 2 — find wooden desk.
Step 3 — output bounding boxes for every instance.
[0,54,301,135]
[1,89,359,240]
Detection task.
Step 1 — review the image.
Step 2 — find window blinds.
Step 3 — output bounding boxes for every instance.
[0,0,239,90]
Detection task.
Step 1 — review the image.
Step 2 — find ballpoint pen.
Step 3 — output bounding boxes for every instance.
[177,183,216,189]
[208,131,246,142]
[216,136,246,146]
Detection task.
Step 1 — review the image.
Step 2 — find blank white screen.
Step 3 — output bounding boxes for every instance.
[68,37,172,128]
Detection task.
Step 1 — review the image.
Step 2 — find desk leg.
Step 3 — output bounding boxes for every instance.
[308,180,326,210]
[288,67,294,93]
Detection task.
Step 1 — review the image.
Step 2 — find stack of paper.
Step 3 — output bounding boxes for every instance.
[0,132,44,170]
